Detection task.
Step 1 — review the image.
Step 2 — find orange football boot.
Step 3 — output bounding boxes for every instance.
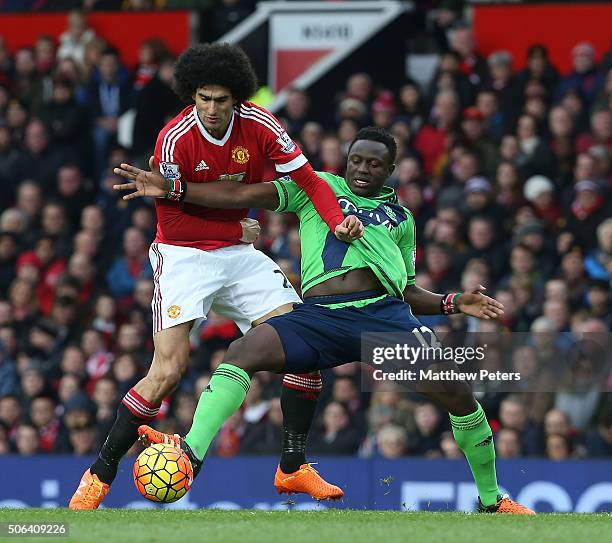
[478,494,536,515]
[138,425,181,448]
[274,464,344,501]
[138,425,202,476]
[68,469,110,510]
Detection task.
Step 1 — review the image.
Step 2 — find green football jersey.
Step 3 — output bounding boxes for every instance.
[272,172,416,299]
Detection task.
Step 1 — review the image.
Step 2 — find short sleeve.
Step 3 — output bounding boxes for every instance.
[241,103,308,173]
[154,123,188,181]
[272,177,310,214]
[397,215,417,286]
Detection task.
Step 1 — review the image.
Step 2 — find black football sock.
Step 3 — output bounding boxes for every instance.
[90,388,160,484]
[279,373,322,474]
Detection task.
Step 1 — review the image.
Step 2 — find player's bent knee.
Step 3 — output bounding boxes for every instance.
[224,327,283,375]
[161,367,185,389]
[224,338,245,364]
[451,395,478,416]
[437,392,477,417]
[224,338,258,374]
[148,351,189,391]
[147,365,184,394]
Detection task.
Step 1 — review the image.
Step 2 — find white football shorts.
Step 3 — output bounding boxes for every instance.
[149,242,301,334]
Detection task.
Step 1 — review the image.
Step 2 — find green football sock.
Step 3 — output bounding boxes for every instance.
[450,402,500,507]
[184,363,250,461]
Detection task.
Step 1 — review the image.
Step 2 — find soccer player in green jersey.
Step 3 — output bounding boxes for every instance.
[114,127,535,514]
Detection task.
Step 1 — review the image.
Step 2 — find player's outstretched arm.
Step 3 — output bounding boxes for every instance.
[403,284,504,320]
[113,156,280,210]
[183,180,279,210]
[290,164,363,242]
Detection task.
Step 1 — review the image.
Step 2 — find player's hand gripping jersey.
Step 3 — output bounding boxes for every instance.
[272,172,416,299]
[154,102,328,251]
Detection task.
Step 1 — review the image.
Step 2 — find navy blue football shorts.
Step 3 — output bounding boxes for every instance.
[265,290,427,374]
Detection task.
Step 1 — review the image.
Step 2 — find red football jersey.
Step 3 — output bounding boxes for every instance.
[153,101,307,251]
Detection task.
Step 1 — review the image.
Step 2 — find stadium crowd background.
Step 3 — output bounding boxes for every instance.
[0,2,610,464]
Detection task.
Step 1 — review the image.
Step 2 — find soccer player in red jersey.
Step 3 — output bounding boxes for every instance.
[69,43,361,509]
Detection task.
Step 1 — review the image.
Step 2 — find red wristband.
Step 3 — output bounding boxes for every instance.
[165,179,187,202]
[441,292,461,315]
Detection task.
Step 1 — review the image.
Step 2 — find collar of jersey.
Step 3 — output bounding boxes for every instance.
[193,105,234,146]
[339,175,398,203]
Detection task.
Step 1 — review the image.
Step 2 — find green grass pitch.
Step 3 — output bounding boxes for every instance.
[0,509,609,543]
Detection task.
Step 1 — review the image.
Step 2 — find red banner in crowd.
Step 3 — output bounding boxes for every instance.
[474,3,612,74]
[0,11,190,68]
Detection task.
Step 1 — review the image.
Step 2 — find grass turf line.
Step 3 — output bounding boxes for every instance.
[0,509,610,543]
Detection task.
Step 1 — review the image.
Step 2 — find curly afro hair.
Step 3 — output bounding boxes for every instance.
[173,43,258,103]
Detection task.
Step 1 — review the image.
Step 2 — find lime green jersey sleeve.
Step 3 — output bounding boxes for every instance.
[272,176,310,214]
[397,214,417,286]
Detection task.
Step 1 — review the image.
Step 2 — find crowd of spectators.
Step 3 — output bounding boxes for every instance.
[0,10,610,462]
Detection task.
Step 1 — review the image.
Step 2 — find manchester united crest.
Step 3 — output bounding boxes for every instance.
[231,146,250,165]
[167,305,181,319]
